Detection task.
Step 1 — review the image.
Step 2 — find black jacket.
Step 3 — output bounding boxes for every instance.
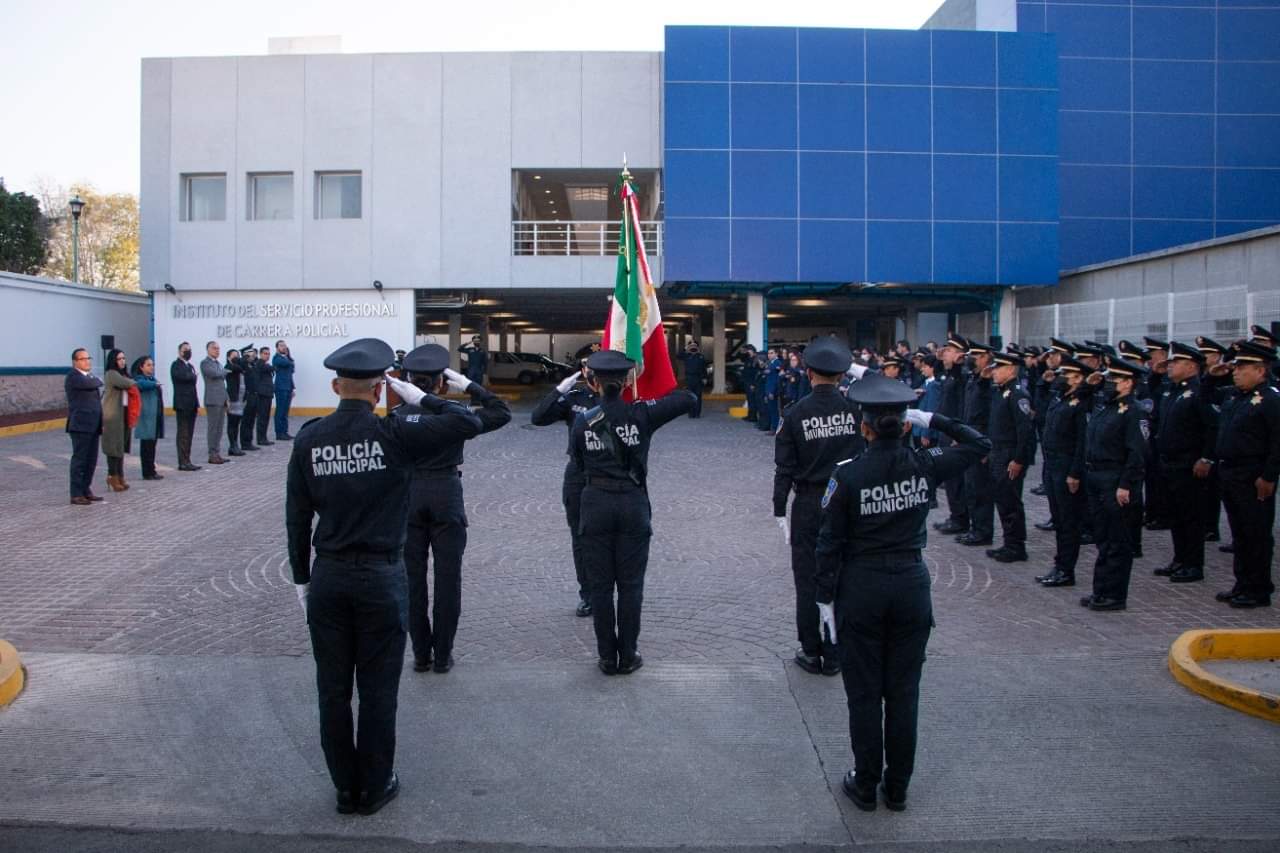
[254,359,276,397]
[1086,392,1148,490]
[170,358,199,411]
[1156,376,1217,464]
[530,384,599,456]
[570,390,696,485]
[1214,383,1280,482]
[773,384,864,516]
[65,370,103,434]
[1042,386,1091,479]
[988,379,1035,465]
[396,386,511,471]
[224,359,245,403]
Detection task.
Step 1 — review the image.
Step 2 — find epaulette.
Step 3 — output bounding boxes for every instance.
[297,417,322,435]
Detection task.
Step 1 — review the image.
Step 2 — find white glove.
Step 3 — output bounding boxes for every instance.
[817,601,838,645]
[776,516,790,544]
[443,367,474,394]
[386,374,426,406]
[904,409,933,429]
[555,373,579,395]
[294,583,310,617]
[846,364,869,380]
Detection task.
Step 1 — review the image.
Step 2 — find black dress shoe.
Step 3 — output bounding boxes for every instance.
[1144,520,1171,531]
[1214,589,1238,603]
[933,520,966,535]
[597,658,619,675]
[1219,543,1235,554]
[358,772,399,816]
[277,434,294,441]
[242,444,261,452]
[1169,566,1205,583]
[1034,568,1058,583]
[228,448,245,457]
[575,598,592,618]
[1030,485,1046,497]
[821,656,841,677]
[142,473,165,480]
[794,652,823,675]
[1153,562,1181,577]
[1228,594,1271,609]
[336,789,357,814]
[1079,533,1096,545]
[1034,520,1056,531]
[841,772,876,812]
[956,534,994,546]
[412,657,433,673]
[1089,596,1127,611]
[987,547,1028,563]
[617,654,644,675]
[1204,531,1220,543]
[1079,594,1095,608]
[1041,572,1076,587]
[178,463,202,471]
[259,439,275,446]
[433,655,454,674]
[880,782,907,812]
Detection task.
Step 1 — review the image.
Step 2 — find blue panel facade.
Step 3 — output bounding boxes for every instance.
[1018,1,1280,269]
[663,25,1060,286]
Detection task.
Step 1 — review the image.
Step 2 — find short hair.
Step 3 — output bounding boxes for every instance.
[336,375,383,394]
[259,346,270,354]
[71,347,88,361]
[178,341,189,351]
[206,341,217,350]
[275,340,286,347]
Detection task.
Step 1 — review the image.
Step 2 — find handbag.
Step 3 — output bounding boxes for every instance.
[126,385,142,429]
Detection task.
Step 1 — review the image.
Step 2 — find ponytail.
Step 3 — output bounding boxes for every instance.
[863,406,906,442]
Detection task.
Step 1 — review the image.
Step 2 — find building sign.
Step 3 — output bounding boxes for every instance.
[172,301,399,339]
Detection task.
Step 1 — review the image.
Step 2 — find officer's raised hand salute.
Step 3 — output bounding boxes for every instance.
[814,374,991,814]
[984,351,1034,563]
[286,338,483,817]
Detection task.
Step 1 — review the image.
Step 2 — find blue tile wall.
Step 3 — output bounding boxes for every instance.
[1020,1,1280,268]
[663,25,1059,286]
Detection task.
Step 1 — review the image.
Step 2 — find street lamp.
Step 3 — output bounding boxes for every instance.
[68,195,85,283]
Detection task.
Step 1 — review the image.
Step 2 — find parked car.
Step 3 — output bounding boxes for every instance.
[486,351,550,385]
[512,352,576,381]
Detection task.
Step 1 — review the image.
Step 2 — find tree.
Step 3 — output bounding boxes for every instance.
[0,179,48,275]
[38,181,140,291]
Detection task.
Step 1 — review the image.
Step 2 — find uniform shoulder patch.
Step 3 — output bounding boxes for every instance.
[1017,397,1032,416]
[1139,418,1150,441]
[928,447,944,457]
[821,476,839,509]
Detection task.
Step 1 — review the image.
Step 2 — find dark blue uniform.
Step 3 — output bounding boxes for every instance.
[1083,392,1148,607]
[986,378,1034,557]
[936,362,969,531]
[1040,385,1091,580]
[1155,376,1217,577]
[286,396,482,801]
[1214,383,1280,604]
[240,355,260,450]
[570,389,696,669]
[773,384,864,668]
[396,386,510,669]
[960,372,995,542]
[459,344,488,383]
[531,383,600,605]
[676,350,708,418]
[815,414,990,798]
[739,353,759,423]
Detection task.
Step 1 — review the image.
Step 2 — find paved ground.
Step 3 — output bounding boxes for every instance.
[2,401,1279,851]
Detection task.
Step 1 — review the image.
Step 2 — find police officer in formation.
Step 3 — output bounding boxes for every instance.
[1196,336,1232,544]
[531,359,600,617]
[1035,357,1093,587]
[931,334,971,536]
[956,342,995,547]
[394,344,511,674]
[570,350,696,675]
[772,338,865,677]
[815,373,990,812]
[984,350,1034,563]
[287,338,483,815]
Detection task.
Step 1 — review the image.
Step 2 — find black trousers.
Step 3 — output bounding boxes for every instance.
[69,431,99,497]
[1044,452,1085,574]
[1201,469,1222,539]
[1164,462,1206,569]
[1221,469,1277,599]
[403,473,467,664]
[1087,470,1138,602]
[580,482,651,664]
[1145,444,1171,525]
[942,445,968,528]
[837,556,932,791]
[790,487,837,659]
[240,396,258,448]
[1041,443,1057,524]
[989,449,1027,551]
[687,384,703,418]
[140,439,157,477]
[227,414,242,449]
[963,451,994,539]
[307,553,407,796]
[175,409,196,466]
[562,463,588,600]
[256,395,273,441]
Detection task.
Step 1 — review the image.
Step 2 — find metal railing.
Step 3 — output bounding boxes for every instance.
[512,220,663,257]
[1007,287,1257,345]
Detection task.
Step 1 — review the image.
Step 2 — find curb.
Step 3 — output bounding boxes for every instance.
[0,640,25,707]
[1168,629,1280,724]
[0,418,63,439]
[728,406,749,418]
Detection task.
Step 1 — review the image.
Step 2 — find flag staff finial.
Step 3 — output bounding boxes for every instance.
[621,152,632,180]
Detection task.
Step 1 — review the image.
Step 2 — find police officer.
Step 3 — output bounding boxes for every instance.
[1032,339,1072,525]
[984,350,1034,563]
[1212,340,1279,609]
[676,341,708,418]
[458,335,488,384]
[531,359,600,616]
[931,333,970,536]
[287,338,483,815]
[1150,342,1217,584]
[773,338,865,677]
[239,345,261,452]
[1197,336,1232,544]
[1141,337,1172,532]
[814,374,990,812]
[739,345,759,423]
[1080,357,1150,612]
[1035,357,1093,587]
[570,350,696,674]
[957,342,995,547]
[395,344,511,673]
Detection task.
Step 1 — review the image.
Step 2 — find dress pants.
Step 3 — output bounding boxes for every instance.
[1201,469,1222,539]
[275,389,292,437]
[175,409,196,467]
[1221,467,1277,600]
[140,439,158,478]
[227,414,242,450]
[989,449,1027,552]
[562,462,589,601]
[942,440,969,528]
[240,396,258,448]
[1086,470,1137,602]
[790,486,838,660]
[403,473,467,664]
[837,555,932,791]
[687,384,703,418]
[1044,452,1085,574]
[580,481,651,665]
[69,431,99,497]
[963,453,995,539]
[1163,461,1205,569]
[256,395,273,441]
[307,552,407,796]
[205,404,226,458]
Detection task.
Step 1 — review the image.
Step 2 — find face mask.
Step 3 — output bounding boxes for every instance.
[180,349,191,360]
[1103,380,1120,400]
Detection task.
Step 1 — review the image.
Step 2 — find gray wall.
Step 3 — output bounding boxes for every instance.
[922,0,1017,31]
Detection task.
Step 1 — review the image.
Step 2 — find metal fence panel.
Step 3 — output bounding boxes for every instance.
[1017,305,1055,343]
[1113,294,1171,345]
[1174,287,1246,341]
[1058,301,1112,345]
[956,311,987,342]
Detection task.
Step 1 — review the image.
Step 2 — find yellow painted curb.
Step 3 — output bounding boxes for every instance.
[0,639,25,707]
[729,406,749,418]
[1168,629,1280,724]
[0,418,63,439]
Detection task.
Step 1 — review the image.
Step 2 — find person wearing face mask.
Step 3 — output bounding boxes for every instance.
[224,347,247,457]
[200,341,229,466]
[531,358,600,617]
[983,350,1034,563]
[1031,340,1073,530]
[1035,357,1093,587]
[131,355,166,480]
[238,346,261,453]
[1080,357,1150,612]
[170,342,201,471]
[1197,336,1232,547]
[956,342,996,547]
[931,334,970,536]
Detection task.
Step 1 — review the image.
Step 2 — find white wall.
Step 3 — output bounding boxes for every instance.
[0,273,151,368]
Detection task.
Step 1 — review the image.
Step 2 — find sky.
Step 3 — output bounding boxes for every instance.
[0,0,945,198]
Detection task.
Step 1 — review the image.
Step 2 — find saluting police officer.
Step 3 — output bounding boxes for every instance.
[1140,337,1172,533]
[1035,357,1093,588]
[772,337,865,677]
[394,344,511,674]
[815,373,990,813]
[1212,340,1279,609]
[931,333,970,536]
[957,342,996,547]
[1032,339,1073,530]
[531,359,600,617]
[984,350,1034,563]
[570,350,696,675]
[1197,336,1232,545]
[1150,342,1217,584]
[286,339,483,815]
[1080,357,1150,612]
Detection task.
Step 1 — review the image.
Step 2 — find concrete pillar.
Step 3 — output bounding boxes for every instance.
[997,288,1017,345]
[481,317,491,353]
[499,325,509,353]
[712,301,727,394]
[903,307,919,349]
[691,315,703,350]
[548,333,555,360]
[514,330,522,352]
[747,291,767,350]
[448,313,462,372]
[667,327,677,361]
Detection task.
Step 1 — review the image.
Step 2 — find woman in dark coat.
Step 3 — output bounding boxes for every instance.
[102,349,136,491]
[131,356,166,480]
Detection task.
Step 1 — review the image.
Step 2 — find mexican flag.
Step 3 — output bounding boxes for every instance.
[601,169,676,401]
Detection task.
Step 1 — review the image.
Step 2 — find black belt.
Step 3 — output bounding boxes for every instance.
[1159,455,1196,467]
[316,548,402,564]
[585,476,643,491]
[416,466,460,479]
[1219,457,1264,470]
[849,550,924,570]
[795,481,828,492]
[1087,463,1121,472]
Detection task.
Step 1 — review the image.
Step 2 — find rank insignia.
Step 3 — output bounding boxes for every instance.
[1183,389,1193,399]
[1002,390,1011,398]
[1068,398,1079,407]
[1118,403,1128,414]
[1252,393,1263,406]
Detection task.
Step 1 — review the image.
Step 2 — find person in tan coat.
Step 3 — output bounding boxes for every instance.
[101,349,137,491]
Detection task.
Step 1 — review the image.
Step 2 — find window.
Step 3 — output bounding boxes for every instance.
[248,173,293,220]
[182,173,226,221]
[316,171,362,219]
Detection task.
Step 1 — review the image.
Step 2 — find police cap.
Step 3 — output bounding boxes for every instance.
[846,372,917,407]
[1006,343,1025,357]
[1117,340,1149,362]
[586,349,636,374]
[1250,324,1278,346]
[323,337,396,379]
[944,332,969,352]
[801,337,851,376]
[1025,345,1044,357]
[1049,338,1074,355]
[1073,342,1103,358]
[402,343,450,375]
[1103,356,1150,380]
[1143,335,1169,352]
[1169,341,1205,364]
[992,350,1020,368]
[1231,340,1278,365]
[882,354,906,368]
[967,341,993,356]
[1196,335,1227,356]
[1058,356,1092,376]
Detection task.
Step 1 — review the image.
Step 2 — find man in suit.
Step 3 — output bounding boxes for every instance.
[200,341,229,465]
[255,346,276,445]
[273,339,296,439]
[65,347,105,505]
[171,341,201,472]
